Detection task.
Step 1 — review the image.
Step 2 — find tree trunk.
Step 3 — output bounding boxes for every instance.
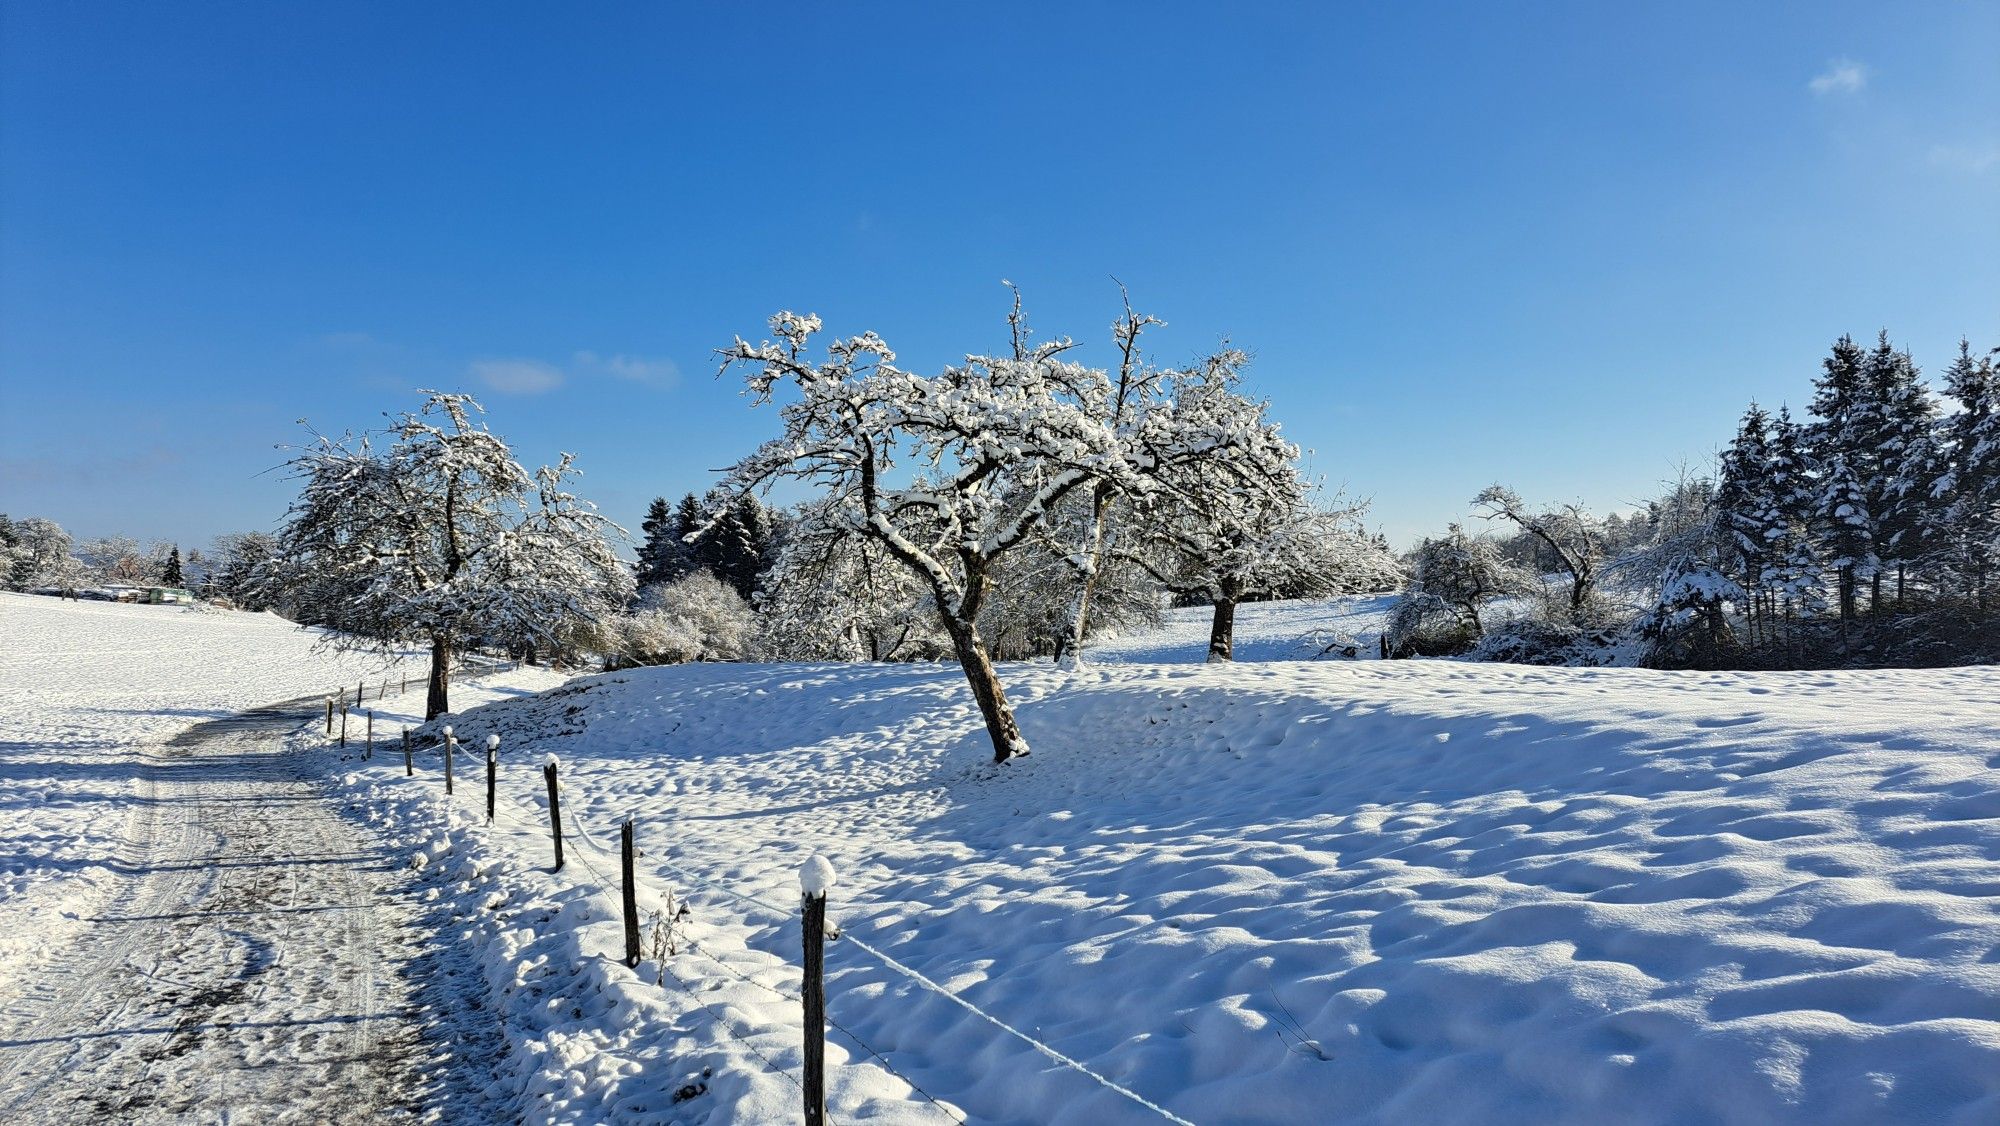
[426,634,451,720]
[944,617,1029,764]
[1056,485,1113,666]
[1207,598,1237,662]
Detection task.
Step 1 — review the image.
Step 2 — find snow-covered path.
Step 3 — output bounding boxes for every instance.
[0,698,452,1123]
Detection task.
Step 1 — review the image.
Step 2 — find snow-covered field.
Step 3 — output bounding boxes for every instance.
[344,634,2000,1123]
[1087,594,1397,664]
[0,592,442,977]
[7,589,1998,1123]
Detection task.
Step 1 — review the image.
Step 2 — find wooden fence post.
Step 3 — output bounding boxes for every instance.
[358,679,365,706]
[339,705,348,747]
[365,710,373,760]
[325,696,334,735]
[443,726,455,796]
[485,734,498,823]
[403,727,413,776]
[621,819,641,967]
[544,755,564,871]
[799,856,837,1126]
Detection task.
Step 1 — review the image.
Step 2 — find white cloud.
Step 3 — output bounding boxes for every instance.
[569,350,681,388]
[469,358,566,395]
[1808,58,1868,96]
[1929,142,2000,175]
[467,352,681,395]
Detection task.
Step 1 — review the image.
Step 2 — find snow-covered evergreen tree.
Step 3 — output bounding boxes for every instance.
[1934,339,2000,608]
[634,496,696,591]
[1817,451,1876,625]
[161,545,184,588]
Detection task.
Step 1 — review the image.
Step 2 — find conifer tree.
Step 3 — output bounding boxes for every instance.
[634,496,696,591]
[161,545,184,588]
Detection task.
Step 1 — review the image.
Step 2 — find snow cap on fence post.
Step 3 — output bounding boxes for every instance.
[486,734,499,751]
[442,725,453,739]
[799,855,838,900]
[545,752,560,770]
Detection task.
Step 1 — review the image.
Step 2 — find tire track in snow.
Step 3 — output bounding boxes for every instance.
[0,698,446,1123]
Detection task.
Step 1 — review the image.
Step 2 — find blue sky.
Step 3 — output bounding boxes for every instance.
[3,2,1995,551]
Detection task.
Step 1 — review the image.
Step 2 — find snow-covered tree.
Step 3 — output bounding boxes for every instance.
[757,498,942,662]
[1472,485,1609,624]
[1817,451,1876,624]
[77,536,149,585]
[634,497,696,591]
[1121,372,1397,659]
[203,531,281,610]
[1385,523,1522,656]
[4,516,84,591]
[1933,340,2000,607]
[715,310,1140,763]
[263,392,630,718]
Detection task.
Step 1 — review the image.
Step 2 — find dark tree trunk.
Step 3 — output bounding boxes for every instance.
[426,634,451,720]
[944,617,1027,764]
[1207,598,1237,662]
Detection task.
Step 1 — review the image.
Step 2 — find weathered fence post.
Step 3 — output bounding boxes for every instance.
[443,726,456,796]
[365,710,374,760]
[544,755,565,871]
[485,734,498,823]
[357,679,365,707]
[403,727,413,776]
[339,705,348,747]
[621,818,641,967]
[799,856,837,1126]
[325,696,334,735]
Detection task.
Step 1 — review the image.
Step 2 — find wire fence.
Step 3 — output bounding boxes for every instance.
[335,674,1197,1126]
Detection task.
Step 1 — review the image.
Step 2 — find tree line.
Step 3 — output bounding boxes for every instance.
[237,291,1393,758]
[1385,330,2000,669]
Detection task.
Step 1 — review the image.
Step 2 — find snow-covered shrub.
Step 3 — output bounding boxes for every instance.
[614,572,757,667]
[1385,525,1520,657]
[1383,591,1480,657]
[1638,563,1746,669]
[1470,618,1623,666]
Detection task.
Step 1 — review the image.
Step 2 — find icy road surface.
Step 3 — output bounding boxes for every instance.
[0,698,465,1123]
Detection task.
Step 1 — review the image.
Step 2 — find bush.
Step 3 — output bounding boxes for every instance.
[1470,618,1624,666]
[612,572,757,668]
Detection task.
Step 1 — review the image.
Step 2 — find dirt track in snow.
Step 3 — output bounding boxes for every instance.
[0,699,466,1123]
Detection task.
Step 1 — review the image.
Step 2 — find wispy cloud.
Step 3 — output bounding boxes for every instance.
[466,352,681,395]
[469,358,566,395]
[573,351,681,389]
[1808,58,1868,96]
[1929,141,2000,175]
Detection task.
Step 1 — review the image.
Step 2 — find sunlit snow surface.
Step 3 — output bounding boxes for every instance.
[348,603,2000,1124]
[9,591,1998,1123]
[0,592,437,967]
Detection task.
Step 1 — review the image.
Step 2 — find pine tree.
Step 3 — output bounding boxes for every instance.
[1714,404,1778,643]
[1819,452,1876,625]
[161,545,184,588]
[634,496,696,591]
[1765,408,1827,634]
[1937,340,2000,607]
[1863,333,1936,607]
